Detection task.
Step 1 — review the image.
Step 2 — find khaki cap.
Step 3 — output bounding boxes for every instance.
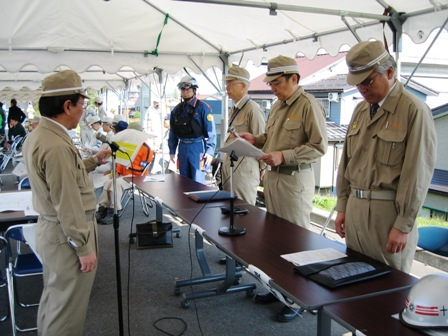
[264,55,300,82]
[41,70,88,98]
[128,122,143,131]
[346,41,390,86]
[101,116,113,125]
[112,114,124,124]
[225,66,250,84]
[87,115,101,125]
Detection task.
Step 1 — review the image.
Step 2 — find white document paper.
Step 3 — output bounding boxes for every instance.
[219,138,264,158]
[391,314,448,336]
[0,191,38,216]
[22,224,43,263]
[143,174,167,182]
[12,161,28,177]
[168,159,177,172]
[281,247,347,267]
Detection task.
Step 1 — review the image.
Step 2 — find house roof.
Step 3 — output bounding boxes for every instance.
[326,121,347,142]
[251,72,439,97]
[249,53,347,92]
[302,74,351,92]
[432,103,448,119]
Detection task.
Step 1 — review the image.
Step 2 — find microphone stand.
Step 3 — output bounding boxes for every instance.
[219,150,246,236]
[110,149,124,336]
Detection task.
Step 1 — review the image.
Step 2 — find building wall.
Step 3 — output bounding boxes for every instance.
[314,143,338,189]
[434,114,448,170]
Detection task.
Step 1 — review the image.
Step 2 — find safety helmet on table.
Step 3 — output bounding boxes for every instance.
[177,76,198,90]
[400,273,448,328]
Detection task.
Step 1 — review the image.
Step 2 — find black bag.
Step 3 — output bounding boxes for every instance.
[136,220,173,249]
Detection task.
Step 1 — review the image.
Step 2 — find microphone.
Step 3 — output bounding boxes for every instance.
[226,126,241,142]
[95,132,126,153]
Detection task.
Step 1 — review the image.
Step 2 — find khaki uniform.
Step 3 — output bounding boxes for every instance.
[336,82,437,273]
[221,96,266,204]
[254,87,327,228]
[23,117,99,336]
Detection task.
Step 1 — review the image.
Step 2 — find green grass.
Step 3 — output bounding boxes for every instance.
[312,194,448,228]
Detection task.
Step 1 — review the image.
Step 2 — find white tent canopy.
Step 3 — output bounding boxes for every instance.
[0,0,447,97]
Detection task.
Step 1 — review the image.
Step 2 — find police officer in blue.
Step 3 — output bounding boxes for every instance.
[168,76,216,184]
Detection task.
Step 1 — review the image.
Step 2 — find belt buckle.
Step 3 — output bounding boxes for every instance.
[355,189,370,199]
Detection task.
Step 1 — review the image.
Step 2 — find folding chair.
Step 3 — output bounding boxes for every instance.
[17,176,30,190]
[0,236,8,322]
[319,206,336,237]
[0,136,23,173]
[121,152,156,217]
[5,224,43,334]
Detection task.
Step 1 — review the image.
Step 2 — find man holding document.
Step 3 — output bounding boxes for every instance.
[239,55,327,322]
[221,66,266,205]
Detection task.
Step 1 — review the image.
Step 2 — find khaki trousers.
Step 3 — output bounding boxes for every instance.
[263,168,314,229]
[345,196,417,273]
[36,217,98,336]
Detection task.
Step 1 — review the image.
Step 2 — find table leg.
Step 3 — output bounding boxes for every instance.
[317,308,331,336]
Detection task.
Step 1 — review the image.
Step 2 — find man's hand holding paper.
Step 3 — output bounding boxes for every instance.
[219,137,264,158]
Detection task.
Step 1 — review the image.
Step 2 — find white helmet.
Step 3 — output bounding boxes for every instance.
[400,273,448,328]
[94,96,103,104]
[177,75,198,90]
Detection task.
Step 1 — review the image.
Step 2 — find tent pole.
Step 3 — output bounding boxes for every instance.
[404,18,448,87]
[188,56,222,93]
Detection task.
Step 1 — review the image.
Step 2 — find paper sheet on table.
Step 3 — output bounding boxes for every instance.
[281,248,347,266]
[143,174,167,182]
[219,138,264,158]
[0,191,38,216]
[22,224,43,264]
[391,314,448,335]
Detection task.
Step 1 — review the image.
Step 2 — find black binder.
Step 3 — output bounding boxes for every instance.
[294,256,391,288]
[184,190,237,202]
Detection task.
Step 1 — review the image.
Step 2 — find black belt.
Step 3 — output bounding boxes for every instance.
[268,163,312,175]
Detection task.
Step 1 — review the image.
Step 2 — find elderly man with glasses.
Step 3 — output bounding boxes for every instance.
[221,65,266,205]
[240,55,328,322]
[335,41,437,274]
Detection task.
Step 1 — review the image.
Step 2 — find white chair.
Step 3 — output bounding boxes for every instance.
[0,136,24,173]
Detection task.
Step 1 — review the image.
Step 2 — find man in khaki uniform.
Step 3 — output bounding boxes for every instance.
[23,70,109,336]
[221,66,266,205]
[240,55,327,322]
[335,41,437,274]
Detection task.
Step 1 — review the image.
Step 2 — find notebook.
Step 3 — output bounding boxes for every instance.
[184,190,237,202]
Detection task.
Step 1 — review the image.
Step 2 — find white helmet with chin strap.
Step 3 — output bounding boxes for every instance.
[400,273,448,329]
[177,76,199,90]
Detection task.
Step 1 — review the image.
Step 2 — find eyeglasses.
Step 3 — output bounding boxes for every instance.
[266,78,285,88]
[356,73,379,89]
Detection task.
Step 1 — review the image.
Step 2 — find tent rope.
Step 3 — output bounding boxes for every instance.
[148,13,170,57]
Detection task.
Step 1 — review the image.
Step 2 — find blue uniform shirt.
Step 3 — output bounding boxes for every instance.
[168,97,216,157]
